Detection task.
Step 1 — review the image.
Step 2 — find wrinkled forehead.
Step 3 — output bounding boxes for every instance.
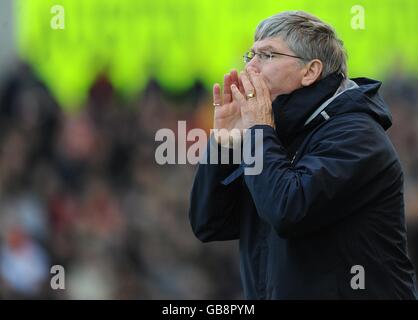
[251,37,289,52]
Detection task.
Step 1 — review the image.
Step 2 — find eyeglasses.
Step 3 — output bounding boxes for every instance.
[243,50,305,64]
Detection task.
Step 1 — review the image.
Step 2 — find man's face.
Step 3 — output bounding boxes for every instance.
[245,37,306,100]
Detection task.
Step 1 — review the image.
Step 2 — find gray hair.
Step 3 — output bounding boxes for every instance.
[255,11,347,78]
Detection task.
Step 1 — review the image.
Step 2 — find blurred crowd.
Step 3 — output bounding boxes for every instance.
[0,63,240,299]
[0,62,417,299]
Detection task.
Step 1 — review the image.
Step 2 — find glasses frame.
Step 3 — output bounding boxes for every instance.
[243,50,305,64]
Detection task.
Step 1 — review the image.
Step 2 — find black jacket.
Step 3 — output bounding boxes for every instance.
[189,73,418,299]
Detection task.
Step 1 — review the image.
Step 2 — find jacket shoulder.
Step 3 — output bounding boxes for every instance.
[309,112,392,150]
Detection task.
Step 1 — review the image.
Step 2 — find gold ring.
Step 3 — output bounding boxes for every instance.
[213,103,221,107]
[246,91,256,99]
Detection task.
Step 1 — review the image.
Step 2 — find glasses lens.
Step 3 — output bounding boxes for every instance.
[259,52,269,61]
[243,51,254,63]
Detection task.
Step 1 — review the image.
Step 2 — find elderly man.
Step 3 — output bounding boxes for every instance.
[188,11,418,299]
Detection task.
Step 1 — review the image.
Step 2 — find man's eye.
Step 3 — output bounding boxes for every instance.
[259,52,270,60]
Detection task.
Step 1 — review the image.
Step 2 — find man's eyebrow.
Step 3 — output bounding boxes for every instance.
[251,45,278,52]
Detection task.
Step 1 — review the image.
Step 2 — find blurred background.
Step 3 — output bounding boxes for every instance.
[0,0,417,299]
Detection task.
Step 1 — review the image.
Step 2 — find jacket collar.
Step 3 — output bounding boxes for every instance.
[272,72,344,147]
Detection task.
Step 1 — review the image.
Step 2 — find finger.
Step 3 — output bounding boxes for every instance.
[231,70,244,93]
[249,72,273,112]
[223,74,232,104]
[230,84,246,106]
[240,71,255,97]
[247,70,266,97]
[238,75,245,95]
[230,69,238,87]
[233,70,246,95]
[253,71,270,96]
[213,83,221,106]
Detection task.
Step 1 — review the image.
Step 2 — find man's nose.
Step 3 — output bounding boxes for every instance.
[245,59,260,73]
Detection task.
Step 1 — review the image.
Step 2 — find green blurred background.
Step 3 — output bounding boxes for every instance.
[14,0,418,110]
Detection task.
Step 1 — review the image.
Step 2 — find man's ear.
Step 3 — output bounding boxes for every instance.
[301,59,323,86]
